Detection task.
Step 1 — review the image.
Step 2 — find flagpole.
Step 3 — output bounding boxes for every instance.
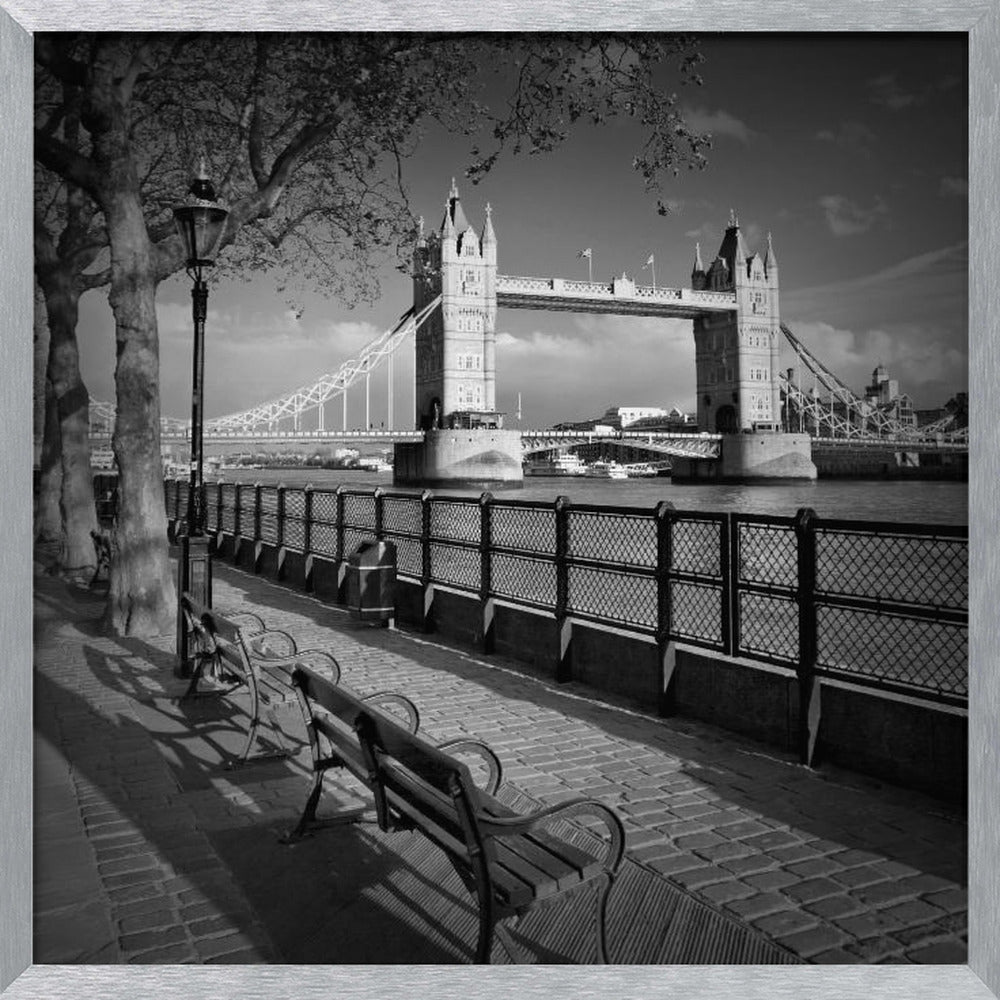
[589,256,593,283]
[652,259,656,290]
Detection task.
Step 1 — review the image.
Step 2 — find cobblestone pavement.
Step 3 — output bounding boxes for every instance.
[32,553,967,965]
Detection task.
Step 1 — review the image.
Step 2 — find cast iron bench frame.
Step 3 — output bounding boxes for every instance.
[179,593,339,767]
[290,663,626,964]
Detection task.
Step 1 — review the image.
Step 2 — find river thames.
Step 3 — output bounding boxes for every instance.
[205,468,968,526]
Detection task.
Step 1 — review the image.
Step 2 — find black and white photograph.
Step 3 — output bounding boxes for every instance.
[1,4,998,997]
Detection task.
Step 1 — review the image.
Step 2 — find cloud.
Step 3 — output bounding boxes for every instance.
[495,316,696,424]
[815,120,877,154]
[782,319,966,406]
[780,242,967,407]
[818,194,888,237]
[679,105,755,144]
[940,176,968,198]
[867,74,917,111]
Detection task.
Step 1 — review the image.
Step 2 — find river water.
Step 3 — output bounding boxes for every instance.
[206,468,968,526]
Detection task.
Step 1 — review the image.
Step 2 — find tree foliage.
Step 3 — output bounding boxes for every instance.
[33,31,710,634]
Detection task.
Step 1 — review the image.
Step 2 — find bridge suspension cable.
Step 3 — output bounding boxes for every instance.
[779,322,966,444]
[204,294,441,435]
[89,295,442,438]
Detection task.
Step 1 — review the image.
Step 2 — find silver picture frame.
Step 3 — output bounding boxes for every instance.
[2,2,997,996]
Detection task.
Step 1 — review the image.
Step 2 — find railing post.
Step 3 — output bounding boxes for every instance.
[725,513,737,657]
[655,501,676,716]
[215,481,224,549]
[374,486,384,540]
[276,483,286,550]
[303,485,314,557]
[554,496,572,683]
[335,486,347,602]
[233,483,243,542]
[420,489,434,633]
[479,491,495,654]
[253,482,263,572]
[794,507,821,767]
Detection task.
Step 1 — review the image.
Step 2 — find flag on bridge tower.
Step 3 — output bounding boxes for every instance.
[577,247,593,282]
[642,253,656,289]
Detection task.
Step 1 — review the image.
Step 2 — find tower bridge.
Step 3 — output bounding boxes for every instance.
[89,180,967,484]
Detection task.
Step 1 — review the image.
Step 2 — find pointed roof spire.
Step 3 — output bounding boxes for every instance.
[692,241,704,273]
[764,230,778,271]
[441,195,455,237]
[482,202,496,246]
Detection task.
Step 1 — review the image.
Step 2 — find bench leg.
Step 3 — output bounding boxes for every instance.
[228,704,291,768]
[280,772,371,844]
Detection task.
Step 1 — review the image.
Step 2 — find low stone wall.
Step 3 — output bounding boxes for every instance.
[812,445,968,480]
[190,521,966,803]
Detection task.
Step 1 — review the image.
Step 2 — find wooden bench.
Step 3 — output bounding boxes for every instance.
[290,664,626,964]
[179,593,340,768]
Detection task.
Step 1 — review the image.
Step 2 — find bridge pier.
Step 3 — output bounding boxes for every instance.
[672,431,816,482]
[393,429,523,488]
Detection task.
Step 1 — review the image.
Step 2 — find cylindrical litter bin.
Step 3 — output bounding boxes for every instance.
[346,538,396,625]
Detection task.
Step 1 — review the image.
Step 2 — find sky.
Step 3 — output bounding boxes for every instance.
[75,33,969,432]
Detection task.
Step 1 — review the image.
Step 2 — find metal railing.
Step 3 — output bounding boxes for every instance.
[163,479,968,710]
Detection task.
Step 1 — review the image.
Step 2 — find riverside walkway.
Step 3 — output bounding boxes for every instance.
[32,546,967,965]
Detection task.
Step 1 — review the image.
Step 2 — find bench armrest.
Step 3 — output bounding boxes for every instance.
[256,648,342,686]
[436,739,502,795]
[227,611,266,636]
[477,798,626,875]
[363,692,420,734]
[247,629,297,658]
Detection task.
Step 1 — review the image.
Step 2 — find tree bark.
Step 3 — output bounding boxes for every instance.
[34,288,63,543]
[98,134,175,636]
[41,269,98,572]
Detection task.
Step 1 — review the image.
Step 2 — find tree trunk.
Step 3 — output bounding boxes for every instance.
[43,269,98,573]
[103,172,174,636]
[34,289,62,543]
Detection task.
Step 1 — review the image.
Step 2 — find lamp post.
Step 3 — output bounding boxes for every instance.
[173,161,229,675]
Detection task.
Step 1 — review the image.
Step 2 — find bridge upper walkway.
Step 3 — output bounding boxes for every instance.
[496,274,737,317]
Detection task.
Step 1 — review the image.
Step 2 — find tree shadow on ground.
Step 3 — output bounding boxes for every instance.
[210,565,967,889]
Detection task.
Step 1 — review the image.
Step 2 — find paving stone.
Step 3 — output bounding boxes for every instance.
[724,892,793,921]
[698,880,757,906]
[744,870,802,892]
[119,925,188,955]
[803,895,867,920]
[118,909,179,934]
[674,832,726,851]
[783,877,844,904]
[834,910,905,940]
[669,865,733,889]
[719,854,778,877]
[193,931,267,961]
[908,940,968,964]
[831,865,890,889]
[776,923,850,958]
[752,910,819,938]
[786,857,844,879]
[882,899,946,925]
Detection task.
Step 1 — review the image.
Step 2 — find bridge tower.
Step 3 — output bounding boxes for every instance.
[412,179,498,429]
[677,213,816,480]
[396,181,522,486]
[691,213,783,433]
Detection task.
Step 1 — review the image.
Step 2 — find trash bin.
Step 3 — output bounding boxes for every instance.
[346,538,397,626]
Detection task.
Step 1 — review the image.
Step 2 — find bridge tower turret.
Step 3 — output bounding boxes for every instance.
[412,179,498,429]
[692,213,783,434]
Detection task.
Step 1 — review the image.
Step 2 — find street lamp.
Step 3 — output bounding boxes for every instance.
[173,160,228,674]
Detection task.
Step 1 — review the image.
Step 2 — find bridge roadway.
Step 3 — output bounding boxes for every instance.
[92,428,728,461]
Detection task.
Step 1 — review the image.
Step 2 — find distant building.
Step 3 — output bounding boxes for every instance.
[864,365,916,429]
[555,405,696,433]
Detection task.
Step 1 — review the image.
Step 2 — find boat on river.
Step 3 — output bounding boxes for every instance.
[585,460,628,480]
[524,452,587,477]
